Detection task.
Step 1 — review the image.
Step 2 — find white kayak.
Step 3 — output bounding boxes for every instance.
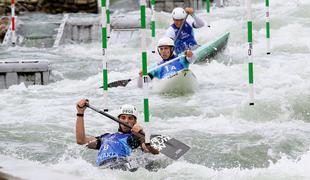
[152,69,198,94]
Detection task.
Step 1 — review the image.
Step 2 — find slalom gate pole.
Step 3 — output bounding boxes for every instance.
[11,0,16,46]
[246,0,254,106]
[106,0,111,38]
[206,0,211,27]
[140,0,150,144]
[265,0,271,55]
[151,0,156,53]
[101,0,108,111]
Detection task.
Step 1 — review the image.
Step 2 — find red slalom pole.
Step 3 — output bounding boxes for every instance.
[11,0,16,46]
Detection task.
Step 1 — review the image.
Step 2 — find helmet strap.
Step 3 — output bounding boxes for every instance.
[170,46,175,57]
[118,125,124,133]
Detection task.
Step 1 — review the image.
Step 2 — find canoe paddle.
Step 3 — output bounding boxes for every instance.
[86,104,190,160]
[106,55,185,88]
[174,13,189,42]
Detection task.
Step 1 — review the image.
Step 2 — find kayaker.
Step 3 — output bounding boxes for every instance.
[75,99,159,171]
[165,7,205,55]
[139,37,194,80]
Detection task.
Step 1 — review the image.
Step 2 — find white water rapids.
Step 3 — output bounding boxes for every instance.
[0,0,310,179]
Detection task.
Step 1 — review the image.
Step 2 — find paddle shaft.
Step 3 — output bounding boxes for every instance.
[137,55,185,82]
[174,14,189,41]
[149,55,185,73]
[107,55,185,88]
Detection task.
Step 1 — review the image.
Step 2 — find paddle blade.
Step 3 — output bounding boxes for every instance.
[150,135,190,160]
[108,79,131,88]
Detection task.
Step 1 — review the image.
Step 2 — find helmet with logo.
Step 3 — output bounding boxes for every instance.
[117,104,138,119]
[157,37,174,47]
[172,7,187,20]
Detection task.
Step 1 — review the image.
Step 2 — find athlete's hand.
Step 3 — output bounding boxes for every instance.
[76,99,88,113]
[185,7,194,15]
[185,50,193,58]
[139,69,143,77]
[131,124,143,133]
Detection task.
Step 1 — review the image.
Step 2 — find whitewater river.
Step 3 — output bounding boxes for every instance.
[1,0,310,179]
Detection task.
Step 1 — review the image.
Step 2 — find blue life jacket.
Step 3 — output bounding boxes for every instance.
[172,22,198,55]
[149,55,190,79]
[96,133,134,166]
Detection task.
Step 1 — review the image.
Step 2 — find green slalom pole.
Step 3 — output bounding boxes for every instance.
[101,0,108,111]
[246,0,254,106]
[265,0,271,55]
[140,0,150,144]
[151,0,156,53]
[206,0,211,27]
[106,0,111,38]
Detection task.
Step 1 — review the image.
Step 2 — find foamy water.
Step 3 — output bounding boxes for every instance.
[1,0,310,179]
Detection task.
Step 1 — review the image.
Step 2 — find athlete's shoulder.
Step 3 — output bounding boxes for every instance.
[98,133,110,138]
[165,26,176,39]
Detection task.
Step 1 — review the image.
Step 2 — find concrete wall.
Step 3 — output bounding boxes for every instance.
[0,60,50,89]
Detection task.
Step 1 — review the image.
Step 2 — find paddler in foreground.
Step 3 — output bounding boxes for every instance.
[75,99,159,171]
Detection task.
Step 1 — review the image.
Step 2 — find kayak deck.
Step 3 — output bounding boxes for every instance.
[152,69,198,94]
[193,32,230,63]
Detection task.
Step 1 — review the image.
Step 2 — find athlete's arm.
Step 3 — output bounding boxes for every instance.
[75,99,96,146]
[131,124,159,155]
[139,69,154,80]
[147,63,161,79]
[185,50,195,64]
[191,14,205,28]
[184,7,204,28]
[165,27,176,40]
[142,143,160,154]
[86,138,100,150]
[137,135,160,155]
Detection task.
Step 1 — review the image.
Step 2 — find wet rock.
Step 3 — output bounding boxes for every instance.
[0,16,9,43]
[0,0,99,15]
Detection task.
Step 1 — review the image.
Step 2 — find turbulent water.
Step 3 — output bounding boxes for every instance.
[1,0,310,179]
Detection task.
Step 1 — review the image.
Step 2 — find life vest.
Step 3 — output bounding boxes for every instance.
[96,133,135,166]
[172,22,198,55]
[150,55,189,79]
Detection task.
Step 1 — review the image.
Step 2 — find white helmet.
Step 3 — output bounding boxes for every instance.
[172,7,187,20]
[157,37,174,47]
[118,104,138,119]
